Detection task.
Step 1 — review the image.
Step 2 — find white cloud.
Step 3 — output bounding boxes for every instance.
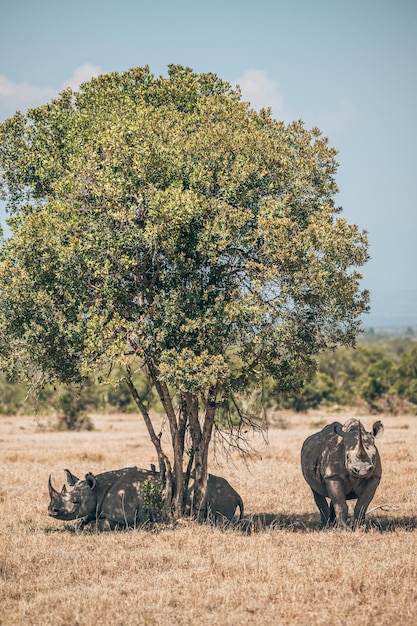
[0,76,54,102]
[0,75,55,113]
[234,69,288,121]
[61,63,103,91]
[234,70,355,138]
[0,63,104,122]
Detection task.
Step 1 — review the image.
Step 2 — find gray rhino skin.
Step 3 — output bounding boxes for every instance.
[48,467,159,530]
[48,467,243,530]
[301,418,384,528]
[189,473,244,523]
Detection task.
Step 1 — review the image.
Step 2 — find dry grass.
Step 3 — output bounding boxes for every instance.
[1,410,416,625]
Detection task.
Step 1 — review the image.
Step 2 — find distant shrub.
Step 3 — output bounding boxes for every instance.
[54,387,94,431]
[0,377,28,415]
[280,372,337,412]
[394,345,417,403]
[273,338,417,414]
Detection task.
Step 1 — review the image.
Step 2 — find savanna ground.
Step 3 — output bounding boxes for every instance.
[1,408,416,625]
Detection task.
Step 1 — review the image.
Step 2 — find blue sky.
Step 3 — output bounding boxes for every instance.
[1,0,416,326]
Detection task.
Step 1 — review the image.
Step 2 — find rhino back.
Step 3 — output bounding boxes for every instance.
[95,468,161,525]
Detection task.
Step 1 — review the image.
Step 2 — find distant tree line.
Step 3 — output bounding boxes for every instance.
[1,335,416,427]
[277,334,417,414]
[0,366,161,429]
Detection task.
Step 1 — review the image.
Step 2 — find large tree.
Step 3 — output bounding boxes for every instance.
[0,65,369,517]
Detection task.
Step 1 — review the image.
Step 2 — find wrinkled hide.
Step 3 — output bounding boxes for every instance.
[301,418,384,528]
[48,467,244,530]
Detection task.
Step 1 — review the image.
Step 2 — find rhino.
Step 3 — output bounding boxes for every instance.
[48,466,243,530]
[188,473,244,523]
[301,418,384,528]
[48,467,160,530]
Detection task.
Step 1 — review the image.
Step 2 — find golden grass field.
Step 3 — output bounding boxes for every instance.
[1,409,416,625]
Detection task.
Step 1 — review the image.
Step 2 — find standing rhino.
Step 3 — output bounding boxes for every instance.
[301,418,384,528]
[48,466,243,530]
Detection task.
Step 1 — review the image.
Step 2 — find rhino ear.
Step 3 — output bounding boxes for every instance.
[372,420,384,439]
[65,469,79,486]
[334,423,343,436]
[85,473,97,490]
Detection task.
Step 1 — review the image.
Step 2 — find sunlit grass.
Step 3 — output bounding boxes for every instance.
[1,411,416,625]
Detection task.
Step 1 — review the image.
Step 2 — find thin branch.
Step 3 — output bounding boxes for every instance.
[124,365,173,518]
[212,393,267,464]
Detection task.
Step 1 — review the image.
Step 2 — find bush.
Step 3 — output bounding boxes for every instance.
[281,372,337,412]
[54,387,94,431]
[0,376,28,415]
[395,344,417,403]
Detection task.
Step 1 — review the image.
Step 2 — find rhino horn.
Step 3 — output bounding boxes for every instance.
[357,421,363,444]
[354,422,369,460]
[48,475,59,497]
[342,418,360,433]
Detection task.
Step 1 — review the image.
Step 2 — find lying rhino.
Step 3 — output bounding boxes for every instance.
[188,473,244,523]
[48,467,159,530]
[301,418,384,528]
[48,466,243,530]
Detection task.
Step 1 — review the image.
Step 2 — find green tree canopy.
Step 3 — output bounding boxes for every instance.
[0,65,369,517]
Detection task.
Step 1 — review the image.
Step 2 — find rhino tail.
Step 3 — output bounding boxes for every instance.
[236,495,244,521]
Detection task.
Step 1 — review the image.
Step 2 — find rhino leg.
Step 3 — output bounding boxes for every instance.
[79,516,115,532]
[312,490,331,526]
[329,501,336,524]
[95,518,113,532]
[325,479,349,528]
[353,475,380,527]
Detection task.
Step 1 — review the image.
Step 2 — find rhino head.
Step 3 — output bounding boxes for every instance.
[335,418,384,478]
[48,470,98,521]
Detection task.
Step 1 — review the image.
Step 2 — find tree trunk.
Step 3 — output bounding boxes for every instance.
[187,387,217,518]
[127,360,219,521]
[183,392,202,516]
[146,361,185,519]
